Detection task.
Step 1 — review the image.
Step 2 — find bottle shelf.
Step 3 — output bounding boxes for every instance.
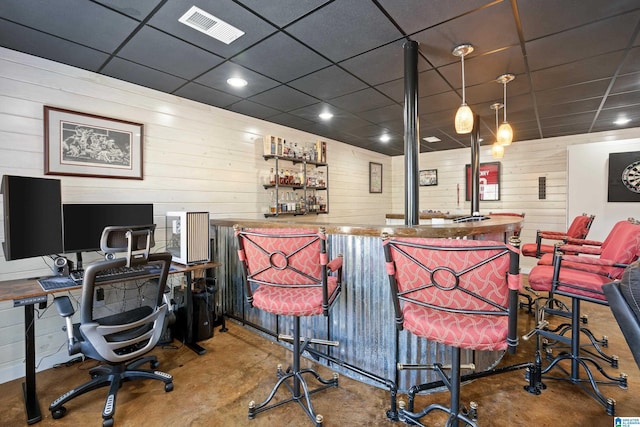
[262,151,328,218]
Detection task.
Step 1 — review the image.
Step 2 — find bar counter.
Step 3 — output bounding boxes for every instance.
[210,215,523,392]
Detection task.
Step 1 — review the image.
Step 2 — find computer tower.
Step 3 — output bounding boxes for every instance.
[172,278,221,343]
[166,211,210,265]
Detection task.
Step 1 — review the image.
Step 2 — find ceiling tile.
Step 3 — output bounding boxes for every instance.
[232,32,331,82]
[229,100,281,119]
[117,26,224,79]
[0,20,109,72]
[102,57,187,92]
[1,0,139,52]
[94,0,164,19]
[413,1,519,68]
[289,65,367,99]
[526,12,640,71]
[286,0,404,62]
[517,0,640,41]
[235,0,331,27]
[328,88,395,113]
[174,83,241,108]
[248,85,318,112]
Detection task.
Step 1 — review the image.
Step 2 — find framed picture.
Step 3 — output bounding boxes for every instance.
[608,151,640,202]
[465,162,501,201]
[369,162,382,193]
[419,169,438,186]
[44,106,144,180]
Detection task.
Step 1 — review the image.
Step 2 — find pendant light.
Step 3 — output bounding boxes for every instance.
[452,44,474,134]
[490,102,504,159]
[496,73,515,146]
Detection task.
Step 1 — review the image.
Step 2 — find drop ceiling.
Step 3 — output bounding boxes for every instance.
[1,0,640,156]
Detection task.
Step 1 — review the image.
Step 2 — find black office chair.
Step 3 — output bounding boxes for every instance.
[49,225,173,427]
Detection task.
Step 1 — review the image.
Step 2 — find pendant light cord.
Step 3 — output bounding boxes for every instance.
[461,53,466,104]
[503,82,507,122]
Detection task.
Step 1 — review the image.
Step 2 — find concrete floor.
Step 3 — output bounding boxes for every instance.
[1,292,638,427]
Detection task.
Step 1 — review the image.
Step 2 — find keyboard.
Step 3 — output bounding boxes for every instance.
[38,276,79,291]
[70,265,152,284]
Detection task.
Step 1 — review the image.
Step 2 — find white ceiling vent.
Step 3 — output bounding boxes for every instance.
[178,6,244,44]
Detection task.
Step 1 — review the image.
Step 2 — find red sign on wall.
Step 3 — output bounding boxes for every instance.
[465,162,501,201]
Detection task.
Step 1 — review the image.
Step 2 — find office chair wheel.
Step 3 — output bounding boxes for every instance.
[103,417,114,427]
[51,406,67,419]
[150,360,159,369]
[165,382,174,392]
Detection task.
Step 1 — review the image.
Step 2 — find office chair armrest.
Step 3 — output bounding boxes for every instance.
[54,296,75,317]
[54,296,82,355]
[327,255,343,273]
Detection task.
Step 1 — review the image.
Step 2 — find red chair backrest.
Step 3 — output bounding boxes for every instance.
[599,220,640,279]
[566,214,594,239]
[384,238,516,313]
[237,228,323,286]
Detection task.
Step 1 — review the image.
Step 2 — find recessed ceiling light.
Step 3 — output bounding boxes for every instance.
[319,112,333,120]
[423,136,441,143]
[227,77,247,87]
[614,117,631,125]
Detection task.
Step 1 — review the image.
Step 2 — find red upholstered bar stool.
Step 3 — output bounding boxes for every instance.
[234,226,343,426]
[520,213,595,313]
[525,218,640,415]
[382,235,521,427]
[522,213,595,259]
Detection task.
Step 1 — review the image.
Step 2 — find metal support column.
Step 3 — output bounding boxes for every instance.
[403,40,419,226]
[470,114,481,215]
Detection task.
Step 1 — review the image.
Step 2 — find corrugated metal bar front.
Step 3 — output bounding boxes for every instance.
[213,224,503,392]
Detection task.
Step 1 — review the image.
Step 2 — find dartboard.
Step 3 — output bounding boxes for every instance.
[622,160,640,193]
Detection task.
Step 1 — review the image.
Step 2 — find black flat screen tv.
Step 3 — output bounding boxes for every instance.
[63,203,154,253]
[1,175,64,260]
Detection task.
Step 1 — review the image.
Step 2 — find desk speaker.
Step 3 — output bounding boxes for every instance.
[52,256,70,276]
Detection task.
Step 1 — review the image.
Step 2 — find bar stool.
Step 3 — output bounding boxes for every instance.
[382,235,521,426]
[234,226,343,426]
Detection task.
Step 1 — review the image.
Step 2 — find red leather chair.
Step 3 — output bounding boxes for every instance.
[234,226,342,426]
[522,213,595,259]
[526,218,640,415]
[382,236,521,426]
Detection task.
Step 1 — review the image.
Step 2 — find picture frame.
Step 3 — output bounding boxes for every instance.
[369,162,382,193]
[465,162,501,201]
[419,169,438,186]
[608,151,640,202]
[44,106,144,180]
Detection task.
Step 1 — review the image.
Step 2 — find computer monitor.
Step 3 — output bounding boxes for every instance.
[1,175,64,261]
[62,203,154,254]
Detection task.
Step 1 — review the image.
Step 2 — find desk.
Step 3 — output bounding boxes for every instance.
[0,261,219,425]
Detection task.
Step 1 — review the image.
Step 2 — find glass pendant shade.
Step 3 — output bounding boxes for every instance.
[455,103,474,134]
[497,122,513,146]
[452,44,474,134]
[492,142,504,159]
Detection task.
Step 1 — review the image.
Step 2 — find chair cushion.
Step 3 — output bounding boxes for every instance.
[620,261,640,321]
[402,302,509,351]
[527,264,610,301]
[252,276,339,316]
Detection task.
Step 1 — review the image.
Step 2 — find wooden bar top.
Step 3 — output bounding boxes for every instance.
[211,214,523,239]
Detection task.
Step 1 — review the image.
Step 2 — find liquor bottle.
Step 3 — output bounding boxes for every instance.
[269,167,276,185]
[270,191,277,214]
